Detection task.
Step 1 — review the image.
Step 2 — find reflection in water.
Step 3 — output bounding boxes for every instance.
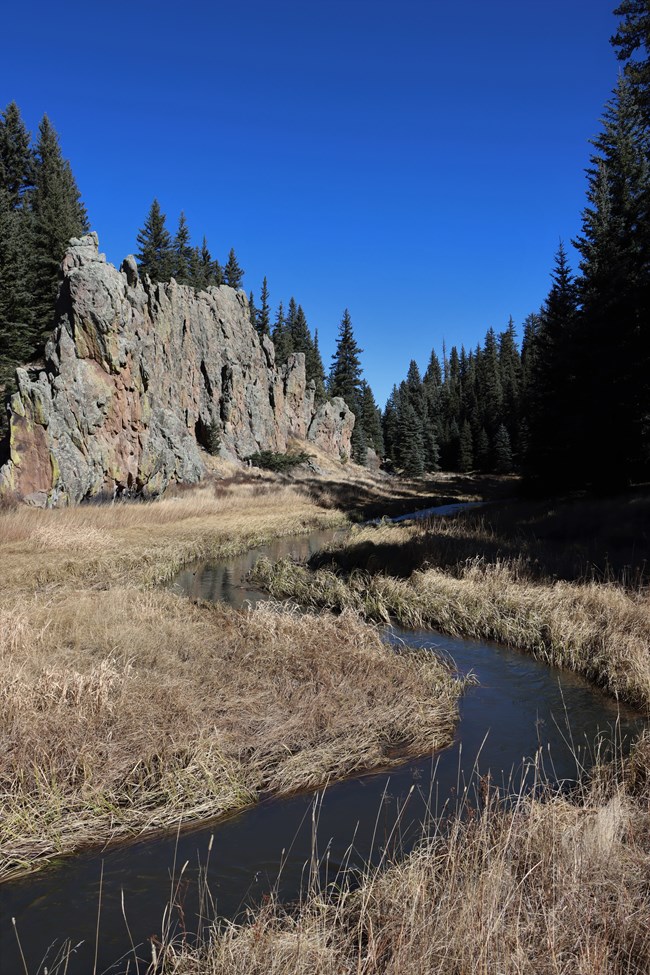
[1,517,646,975]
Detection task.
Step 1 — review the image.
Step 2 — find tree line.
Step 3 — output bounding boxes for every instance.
[384,0,649,491]
[1,0,647,491]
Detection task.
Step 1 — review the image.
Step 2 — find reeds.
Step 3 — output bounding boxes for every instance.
[0,589,463,878]
[139,734,650,975]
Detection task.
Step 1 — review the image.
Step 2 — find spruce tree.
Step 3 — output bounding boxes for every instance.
[458,419,474,472]
[306,327,326,402]
[172,211,192,284]
[574,76,650,486]
[526,244,580,486]
[329,309,366,463]
[272,300,292,365]
[198,237,213,288]
[494,424,514,473]
[257,276,271,338]
[397,395,425,475]
[382,385,402,468]
[248,291,257,331]
[136,199,173,283]
[360,380,384,456]
[31,115,88,349]
[612,1,650,120]
[224,248,244,289]
[0,102,34,207]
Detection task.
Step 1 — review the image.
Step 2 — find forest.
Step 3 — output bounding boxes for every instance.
[0,0,648,494]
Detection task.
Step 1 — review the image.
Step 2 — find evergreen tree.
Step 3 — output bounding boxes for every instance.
[136,198,173,283]
[31,114,88,347]
[612,0,650,120]
[290,302,311,352]
[257,276,271,338]
[422,348,443,470]
[458,419,474,472]
[172,211,192,284]
[476,426,490,471]
[272,300,292,365]
[329,309,366,463]
[212,257,224,286]
[574,75,650,486]
[248,291,257,331]
[306,327,326,402]
[224,247,244,289]
[0,102,33,207]
[498,317,523,447]
[397,393,425,475]
[198,237,213,289]
[0,188,34,377]
[526,244,580,485]
[360,380,384,455]
[382,385,402,467]
[494,424,514,473]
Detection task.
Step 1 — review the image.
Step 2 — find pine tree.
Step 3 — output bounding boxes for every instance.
[498,317,523,448]
[397,394,425,475]
[382,385,402,468]
[526,244,580,486]
[329,309,366,463]
[0,188,34,378]
[224,248,244,289]
[574,76,650,486]
[198,237,213,289]
[0,102,34,207]
[328,309,363,406]
[494,424,514,473]
[212,257,224,286]
[136,199,173,283]
[360,380,384,455]
[458,419,474,472]
[306,327,326,402]
[248,291,257,331]
[612,0,650,120]
[257,276,271,338]
[31,114,88,350]
[272,300,292,365]
[172,211,192,284]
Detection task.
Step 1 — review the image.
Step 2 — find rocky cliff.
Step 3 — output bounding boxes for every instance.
[0,234,354,506]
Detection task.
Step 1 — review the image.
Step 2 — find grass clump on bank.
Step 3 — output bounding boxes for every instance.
[0,477,465,879]
[252,496,650,711]
[144,736,650,975]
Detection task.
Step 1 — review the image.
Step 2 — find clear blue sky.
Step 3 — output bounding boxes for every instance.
[2,0,620,405]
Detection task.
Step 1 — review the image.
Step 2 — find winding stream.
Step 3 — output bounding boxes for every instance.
[1,509,645,974]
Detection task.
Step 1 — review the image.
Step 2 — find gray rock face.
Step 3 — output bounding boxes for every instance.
[0,235,354,505]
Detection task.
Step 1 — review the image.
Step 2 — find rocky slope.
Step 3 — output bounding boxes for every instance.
[0,235,354,506]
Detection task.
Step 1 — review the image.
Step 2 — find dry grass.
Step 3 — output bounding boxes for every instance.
[147,736,650,975]
[253,510,650,710]
[0,478,464,879]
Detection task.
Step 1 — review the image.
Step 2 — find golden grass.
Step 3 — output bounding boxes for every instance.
[0,478,464,879]
[253,516,650,710]
[146,736,650,975]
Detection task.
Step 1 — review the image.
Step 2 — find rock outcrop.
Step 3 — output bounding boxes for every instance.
[0,234,354,506]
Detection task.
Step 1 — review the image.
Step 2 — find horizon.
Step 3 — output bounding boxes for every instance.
[2,0,620,405]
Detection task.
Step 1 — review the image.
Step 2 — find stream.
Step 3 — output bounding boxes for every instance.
[0,509,646,974]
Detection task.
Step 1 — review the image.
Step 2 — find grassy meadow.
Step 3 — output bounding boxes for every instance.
[0,470,467,879]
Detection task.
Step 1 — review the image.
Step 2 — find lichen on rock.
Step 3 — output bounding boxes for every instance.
[0,234,354,506]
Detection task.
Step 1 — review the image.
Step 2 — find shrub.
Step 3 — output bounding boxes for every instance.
[246,450,312,473]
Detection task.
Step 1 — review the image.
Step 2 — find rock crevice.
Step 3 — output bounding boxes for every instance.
[0,234,354,505]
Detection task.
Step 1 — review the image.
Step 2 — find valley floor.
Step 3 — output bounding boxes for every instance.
[3,465,650,974]
[0,464,468,879]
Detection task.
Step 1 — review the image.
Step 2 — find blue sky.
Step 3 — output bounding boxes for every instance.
[2,0,620,405]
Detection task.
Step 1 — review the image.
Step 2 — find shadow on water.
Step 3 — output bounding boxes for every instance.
[1,503,646,974]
